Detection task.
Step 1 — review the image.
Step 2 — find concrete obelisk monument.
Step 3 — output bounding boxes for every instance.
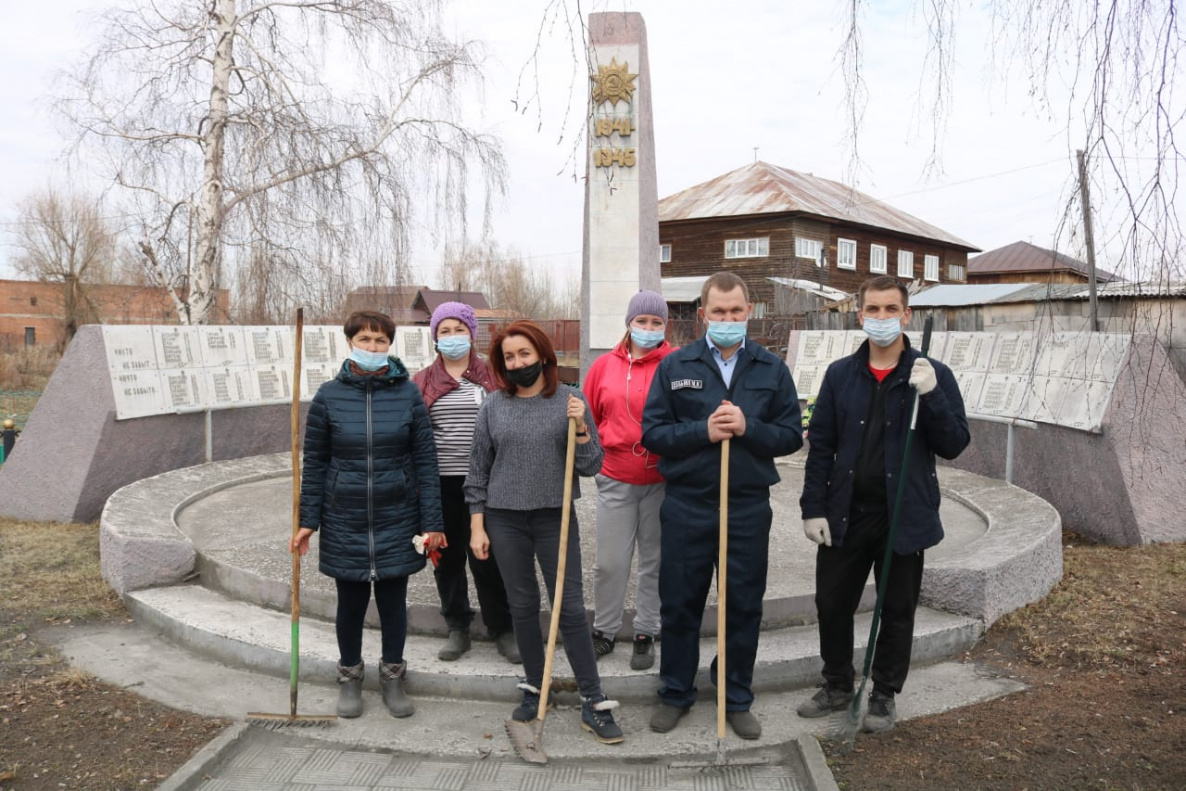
[581,12,660,376]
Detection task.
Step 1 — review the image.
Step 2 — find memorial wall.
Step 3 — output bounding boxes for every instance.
[103,325,434,420]
[791,330,1131,433]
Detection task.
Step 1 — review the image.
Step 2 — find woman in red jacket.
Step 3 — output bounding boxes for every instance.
[412,302,517,665]
[584,290,674,670]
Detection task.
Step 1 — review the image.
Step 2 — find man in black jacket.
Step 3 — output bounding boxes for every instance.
[798,275,969,733]
[642,271,803,740]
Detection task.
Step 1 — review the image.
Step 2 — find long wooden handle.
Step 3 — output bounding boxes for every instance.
[538,416,577,723]
[717,437,730,740]
[289,307,304,716]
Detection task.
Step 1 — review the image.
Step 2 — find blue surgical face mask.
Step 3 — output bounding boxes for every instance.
[862,316,903,347]
[706,320,747,347]
[630,328,665,349]
[349,346,390,371]
[437,336,471,360]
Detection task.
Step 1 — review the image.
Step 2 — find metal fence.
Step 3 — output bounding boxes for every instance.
[0,390,40,431]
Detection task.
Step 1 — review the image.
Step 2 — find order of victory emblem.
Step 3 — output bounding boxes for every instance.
[591,58,638,105]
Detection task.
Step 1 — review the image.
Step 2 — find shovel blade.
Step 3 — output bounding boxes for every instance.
[505,718,548,764]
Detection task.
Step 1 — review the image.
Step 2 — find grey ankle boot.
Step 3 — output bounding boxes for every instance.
[379,661,414,718]
[438,629,472,661]
[336,661,364,718]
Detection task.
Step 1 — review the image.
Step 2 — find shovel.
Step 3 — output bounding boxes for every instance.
[505,416,577,764]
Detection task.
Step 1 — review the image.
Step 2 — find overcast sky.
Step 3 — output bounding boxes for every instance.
[0,0,1160,285]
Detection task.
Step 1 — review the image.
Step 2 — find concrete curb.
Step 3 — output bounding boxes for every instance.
[155,720,249,791]
[796,733,842,791]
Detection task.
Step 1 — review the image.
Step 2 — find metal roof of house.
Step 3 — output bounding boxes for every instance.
[658,161,979,251]
[661,275,709,303]
[968,241,1119,281]
[910,280,1186,307]
[767,277,851,302]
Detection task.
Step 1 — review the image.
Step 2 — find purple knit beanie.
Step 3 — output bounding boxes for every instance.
[625,290,669,325]
[430,301,479,339]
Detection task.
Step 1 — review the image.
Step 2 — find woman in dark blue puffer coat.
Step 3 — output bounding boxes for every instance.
[291,310,445,720]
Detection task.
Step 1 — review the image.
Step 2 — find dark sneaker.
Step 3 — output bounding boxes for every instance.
[649,702,689,733]
[861,691,896,733]
[511,682,551,722]
[726,709,762,740]
[796,684,855,718]
[495,631,522,664]
[629,634,655,670]
[591,630,615,658]
[581,694,624,744]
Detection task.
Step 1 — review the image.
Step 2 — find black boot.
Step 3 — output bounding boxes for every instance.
[379,661,414,718]
[336,661,364,718]
[438,629,472,661]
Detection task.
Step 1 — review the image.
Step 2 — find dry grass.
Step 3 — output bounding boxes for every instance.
[994,536,1186,671]
[0,348,58,392]
[0,519,124,627]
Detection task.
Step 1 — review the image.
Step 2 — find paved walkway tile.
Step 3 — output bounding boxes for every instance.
[193,729,811,791]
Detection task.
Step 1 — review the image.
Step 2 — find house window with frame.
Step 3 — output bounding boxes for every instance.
[837,238,857,270]
[724,237,769,259]
[949,263,966,282]
[795,237,822,262]
[25,327,36,347]
[869,244,888,274]
[897,250,914,278]
[924,254,940,281]
[660,244,671,263]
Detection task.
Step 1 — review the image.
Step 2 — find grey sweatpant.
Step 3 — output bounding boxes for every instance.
[591,475,665,638]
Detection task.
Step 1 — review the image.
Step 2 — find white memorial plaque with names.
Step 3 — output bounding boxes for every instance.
[905,330,947,360]
[1082,334,1130,383]
[303,363,338,396]
[109,370,166,419]
[989,333,1037,375]
[254,365,293,404]
[842,330,867,357]
[153,326,202,370]
[103,326,159,374]
[794,365,829,399]
[161,369,206,410]
[1061,379,1112,430]
[794,332,841,368]
[943,332,995,373]
[205,367,257,406]
[246,326,293,365]
[1034,333,1083,378]
[977,374,1027,417]
[953,371,986,408]
[301,327,343,365]
[199,327,248,368]
[395,326,434,373]
[1018,375,1068,423]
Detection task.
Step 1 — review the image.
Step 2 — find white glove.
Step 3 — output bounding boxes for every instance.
[909,358,937,395]
[803,517,831,546]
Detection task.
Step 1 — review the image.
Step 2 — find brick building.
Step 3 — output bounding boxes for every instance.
[0,279,229,352]
[658,161,980,315]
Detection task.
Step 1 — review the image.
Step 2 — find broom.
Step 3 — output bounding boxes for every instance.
[835,316,934,753]
[248,307,336,728]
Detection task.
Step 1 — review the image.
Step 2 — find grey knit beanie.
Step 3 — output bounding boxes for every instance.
[625,290,668,325]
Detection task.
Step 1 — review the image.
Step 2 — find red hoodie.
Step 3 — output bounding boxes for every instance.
[584,340,674,486]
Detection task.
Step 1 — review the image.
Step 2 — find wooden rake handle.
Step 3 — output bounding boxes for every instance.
[538,416,578,723]
[717,437,730,740]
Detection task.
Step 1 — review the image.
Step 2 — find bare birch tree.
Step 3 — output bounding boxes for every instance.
[440,240,576,319]
[59,0,506,325]
[12,190,116,346]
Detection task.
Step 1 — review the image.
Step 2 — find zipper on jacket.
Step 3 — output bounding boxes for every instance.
[366,383,377,581]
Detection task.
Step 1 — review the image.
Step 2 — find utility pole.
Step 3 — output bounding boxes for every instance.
[1077,149,1100,332]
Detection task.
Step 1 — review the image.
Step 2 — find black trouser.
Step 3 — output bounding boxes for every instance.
[484,507,602,699]
[658,486,772,712]
[335,577,408,666]
[434,476,513,635]
[814,503,924,696]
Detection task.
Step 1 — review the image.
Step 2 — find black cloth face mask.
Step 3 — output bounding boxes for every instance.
[505,361,543,388]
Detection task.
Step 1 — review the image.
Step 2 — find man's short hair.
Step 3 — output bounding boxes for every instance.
[858,276,909,309]
[700,271,749,306]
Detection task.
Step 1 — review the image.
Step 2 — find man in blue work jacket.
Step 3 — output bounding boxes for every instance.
[798,275,969,733]
[641,271,803,740]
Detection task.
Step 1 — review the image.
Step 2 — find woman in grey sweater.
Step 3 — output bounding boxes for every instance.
[465,320,624,745]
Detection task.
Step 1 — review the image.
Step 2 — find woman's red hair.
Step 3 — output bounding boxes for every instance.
[488,320,560,397]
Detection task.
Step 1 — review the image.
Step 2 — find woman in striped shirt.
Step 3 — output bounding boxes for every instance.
[413,302,517,664]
